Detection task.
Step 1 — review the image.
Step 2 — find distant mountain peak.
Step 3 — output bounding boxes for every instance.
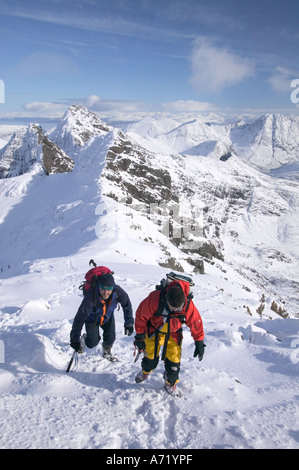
[126,113,299,172]
[47,105,112,156]
[230,113,299,170]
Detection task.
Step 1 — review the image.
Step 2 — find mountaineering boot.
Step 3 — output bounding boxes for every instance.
[163,381,181,397]
[135,370,150,383]
[102,345,118,362]
[163,372,181,397]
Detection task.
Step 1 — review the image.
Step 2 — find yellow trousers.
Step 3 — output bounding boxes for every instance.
[142,322,182,385]
[144,331,182,362]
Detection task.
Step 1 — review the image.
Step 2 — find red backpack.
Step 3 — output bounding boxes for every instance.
[79,259,114,295]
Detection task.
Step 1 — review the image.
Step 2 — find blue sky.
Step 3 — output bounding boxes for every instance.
[0,0,299,121]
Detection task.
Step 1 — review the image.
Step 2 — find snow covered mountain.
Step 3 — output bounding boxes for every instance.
[230,114,299,170]
[0,105,298,313]
[0,105,298,450]
[47,104,112,156]
[125,113,299,172]
[0,123,74,178]
[104,130,299,313]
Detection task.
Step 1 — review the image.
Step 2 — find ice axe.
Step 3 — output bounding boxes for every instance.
[133,346,143,363]
[66,350,77,373]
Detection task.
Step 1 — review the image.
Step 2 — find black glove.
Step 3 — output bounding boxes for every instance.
[71,341,81,352]
[124,324,134,336]
[193,340,206,361]
[134,333,145,352]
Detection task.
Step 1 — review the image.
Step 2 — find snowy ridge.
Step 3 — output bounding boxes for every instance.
[0,124,74,178]
[0,106,298,449]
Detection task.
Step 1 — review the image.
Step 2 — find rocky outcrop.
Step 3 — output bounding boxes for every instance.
[100,117,299,287]
[0,124,74,178]
[101,132,225,269]
[104,133,174,205]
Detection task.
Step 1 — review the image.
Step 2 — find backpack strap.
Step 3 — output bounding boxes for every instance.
[153,284,167,317]
[161,317,171,361]
[185,292,193,312]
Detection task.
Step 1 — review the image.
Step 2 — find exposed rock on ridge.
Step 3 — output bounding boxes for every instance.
[0,124,74,178]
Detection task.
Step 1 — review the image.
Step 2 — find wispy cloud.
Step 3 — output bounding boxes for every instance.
[0,1,193,43]
[268,67,299,94]
[20,95,218,120]
[190,38,255,93]
[12,52,80,77]
[78,95,144,113]
[20,95,146,118]
[23,101,66,113]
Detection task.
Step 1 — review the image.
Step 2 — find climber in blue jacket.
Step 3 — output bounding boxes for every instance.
[70,273,134,361]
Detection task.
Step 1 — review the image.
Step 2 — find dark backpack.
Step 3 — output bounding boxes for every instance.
[79,259,114,295]
[154,271,194,320]
[150,272,194,360]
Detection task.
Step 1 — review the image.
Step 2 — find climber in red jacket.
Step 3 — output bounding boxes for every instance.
[134,277,205,395]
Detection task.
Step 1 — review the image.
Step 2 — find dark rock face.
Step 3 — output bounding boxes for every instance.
[42,137,74,175]
[34,126,74,175]
[104,135,176,205]
[101,133,225,270]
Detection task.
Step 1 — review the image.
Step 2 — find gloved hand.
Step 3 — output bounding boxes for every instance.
[134,333,145,352]
[193,340,206,361]
[71,341,81,352]
[124,324,134,336]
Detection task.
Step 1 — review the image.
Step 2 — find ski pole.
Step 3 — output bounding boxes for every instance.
[66,350,77,373]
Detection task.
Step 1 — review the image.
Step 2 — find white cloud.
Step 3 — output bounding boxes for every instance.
[84,95,102,109]
[20,95,145,119]
[23,101,66,113]
[190,38,255,93]
[78,95,144,113]
[268,67,297,93]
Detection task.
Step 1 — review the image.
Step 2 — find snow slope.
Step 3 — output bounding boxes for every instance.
[0,108,298,450]
[0,241,298,449]
[0,125,27,149]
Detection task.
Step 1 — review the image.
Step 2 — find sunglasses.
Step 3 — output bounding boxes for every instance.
[167,302,184,312]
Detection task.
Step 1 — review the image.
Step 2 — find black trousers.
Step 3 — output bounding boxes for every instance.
[84,315,116,349]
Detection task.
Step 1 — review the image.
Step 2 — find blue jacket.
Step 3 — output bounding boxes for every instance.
[70,284,133,343]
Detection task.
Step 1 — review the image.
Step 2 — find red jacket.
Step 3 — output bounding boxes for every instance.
[135,280,204,344]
